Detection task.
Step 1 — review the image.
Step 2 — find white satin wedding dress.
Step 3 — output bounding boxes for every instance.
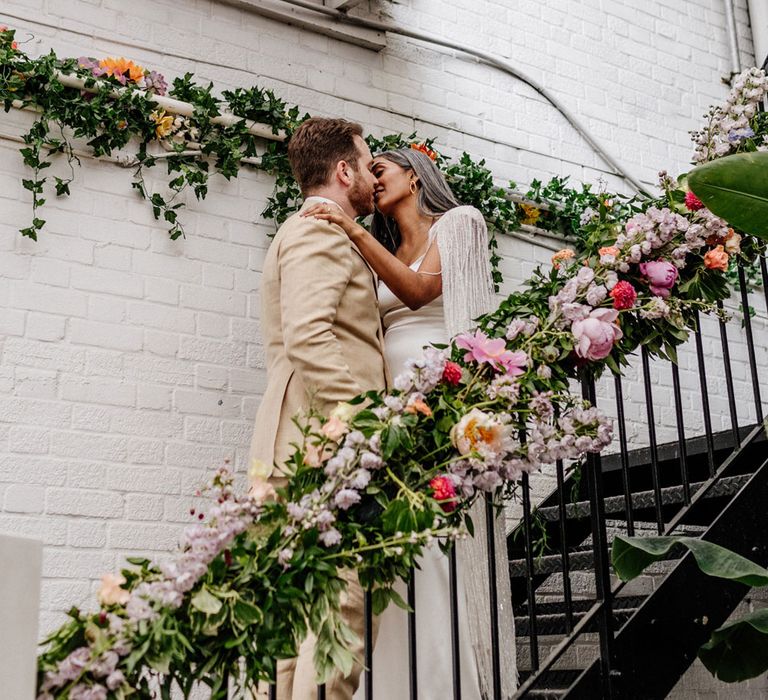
[352,206,518,700]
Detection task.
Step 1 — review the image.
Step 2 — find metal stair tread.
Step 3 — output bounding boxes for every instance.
[535,474,752,522]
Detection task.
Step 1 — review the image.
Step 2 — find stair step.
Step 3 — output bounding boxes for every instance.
[514,597,644,636]
[518,669,581,695]
[515,595,646,617]
[509,539,684,577]
[535,475,751,522]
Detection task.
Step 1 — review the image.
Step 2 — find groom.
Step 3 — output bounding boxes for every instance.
[249,117,387,699]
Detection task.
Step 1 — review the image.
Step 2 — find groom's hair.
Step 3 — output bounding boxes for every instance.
[288,117,364,194]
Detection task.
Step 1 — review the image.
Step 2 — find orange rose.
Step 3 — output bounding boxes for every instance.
[704,245,729,271]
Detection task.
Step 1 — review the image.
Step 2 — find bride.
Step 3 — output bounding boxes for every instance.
[303,146,518,699]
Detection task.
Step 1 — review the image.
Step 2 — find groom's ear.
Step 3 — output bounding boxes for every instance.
[335,159,353,187]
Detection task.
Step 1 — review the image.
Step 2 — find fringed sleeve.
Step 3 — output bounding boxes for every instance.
[434,205,519,696]
[433,206,495,338]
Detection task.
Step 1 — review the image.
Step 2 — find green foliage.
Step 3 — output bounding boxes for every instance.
[612,535,768,683]
[699,608,768,682]
[688,152,768,239]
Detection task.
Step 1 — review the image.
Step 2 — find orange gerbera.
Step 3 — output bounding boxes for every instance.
[99,57,145,84]
[410,142,438,161]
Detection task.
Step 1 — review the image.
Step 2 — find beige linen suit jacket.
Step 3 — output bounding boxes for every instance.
[249,200,387,477]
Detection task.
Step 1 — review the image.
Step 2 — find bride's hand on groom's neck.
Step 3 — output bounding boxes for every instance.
[302,202,368,243]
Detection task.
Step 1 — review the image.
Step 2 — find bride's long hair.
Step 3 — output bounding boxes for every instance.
[370,148,460,253]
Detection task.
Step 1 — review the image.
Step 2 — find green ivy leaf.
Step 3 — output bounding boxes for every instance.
[191,587,222,615]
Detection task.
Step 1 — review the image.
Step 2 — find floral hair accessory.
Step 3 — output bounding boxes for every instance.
[410,142,438,161]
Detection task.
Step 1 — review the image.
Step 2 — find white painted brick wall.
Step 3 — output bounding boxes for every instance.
[0,4,766,688]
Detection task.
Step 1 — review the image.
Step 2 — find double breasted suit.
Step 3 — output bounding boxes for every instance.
[250,198,387,700]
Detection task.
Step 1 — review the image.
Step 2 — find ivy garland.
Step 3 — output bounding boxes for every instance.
[1,26,638,288]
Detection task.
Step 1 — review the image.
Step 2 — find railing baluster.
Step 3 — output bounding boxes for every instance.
[317,683,326,700]
[520,473,539,672]
[737,264,764,423]
[448,546,462,700]
[407,572,418,700]
[641,348,665,533]
[582,376,614,698]
[717,300,741,447]
[693,310,716,477]
[555,458,574,632]
[484,496,502,700]
[269,676,277,700]
[759,255,768,315]
[364,590,373,700]
[671,362,691,505]
[612,373,634,536]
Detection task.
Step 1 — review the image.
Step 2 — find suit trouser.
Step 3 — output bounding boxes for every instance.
[255,568,378,700]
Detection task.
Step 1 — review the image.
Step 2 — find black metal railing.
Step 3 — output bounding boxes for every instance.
[514,253,768,698]
[262,253,768,700]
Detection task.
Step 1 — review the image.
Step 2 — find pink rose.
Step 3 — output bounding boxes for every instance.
[639,260,678,298]
[321,415,348,442]
[572,309,623,361]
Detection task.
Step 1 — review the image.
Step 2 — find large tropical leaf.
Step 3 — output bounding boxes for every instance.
[688,152,768,239]
[699,608,768,682]
[611,535,768,585]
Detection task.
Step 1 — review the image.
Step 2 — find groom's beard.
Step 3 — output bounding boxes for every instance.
[348,173,375,218]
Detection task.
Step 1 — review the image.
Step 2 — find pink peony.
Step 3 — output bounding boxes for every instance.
[609,280,637,310]
[639,260,678,298]
[455,329,528,375]
[572,309,623,361]
[685,191,704,211]
[430,475,458,512]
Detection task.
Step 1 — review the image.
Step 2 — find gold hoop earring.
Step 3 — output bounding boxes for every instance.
[409,180,417,195]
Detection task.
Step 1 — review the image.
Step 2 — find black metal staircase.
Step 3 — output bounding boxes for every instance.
[510,423,768,699]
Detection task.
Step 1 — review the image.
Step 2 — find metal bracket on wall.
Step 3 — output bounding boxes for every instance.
[220,0,386,51]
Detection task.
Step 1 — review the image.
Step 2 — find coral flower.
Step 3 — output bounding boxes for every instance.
[430,475,458,513]
[410,142,438,160]
[609,280,637,310]
[704,245,729,271]
[405,398,432,417]
[684,191,705,211]
[455,329,528,375]
[599,246,620,257]
[551,248,575,269]
[450,408,508,456]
